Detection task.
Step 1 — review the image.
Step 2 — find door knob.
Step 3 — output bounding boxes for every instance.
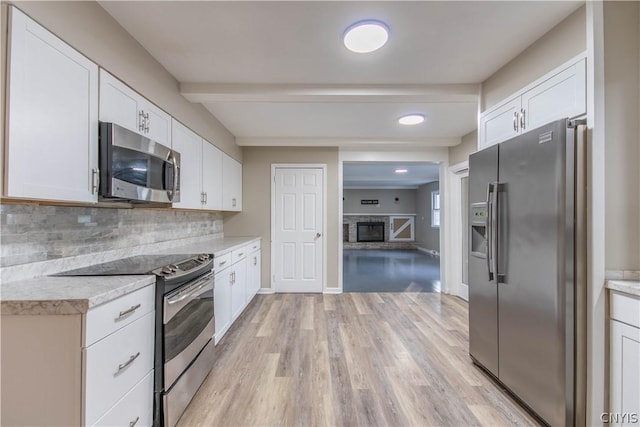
[315,232,322,239]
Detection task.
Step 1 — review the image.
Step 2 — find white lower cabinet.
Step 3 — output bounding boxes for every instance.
[247,243,262,302]
[214,264,232,345]
[93,371,153,427]
[214,240,261,344]
[0,283,155,427]
[84,311,155,426]
[610,291,640,427]
[231,258,247,320]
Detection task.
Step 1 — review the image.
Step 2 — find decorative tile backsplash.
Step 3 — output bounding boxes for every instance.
[0,204,223,267]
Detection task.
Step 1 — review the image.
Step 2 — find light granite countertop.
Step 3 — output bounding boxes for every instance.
[606,280,640,298]
[151,236,260,257]
[1,235,261,316]
[1,275,156,315]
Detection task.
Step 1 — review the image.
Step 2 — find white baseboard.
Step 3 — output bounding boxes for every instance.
[417,246,440,257]
[257,288,275,295]
[323,288,343,294]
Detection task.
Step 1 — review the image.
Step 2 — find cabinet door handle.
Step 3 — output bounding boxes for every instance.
[513,111,518,132]
[91,168,100,195]
[144,113,150,133]
[232,197,237,207]
[204,192,208,204]
[138,110,145,132]
[117,352,140,372]
[129,416,140,427]
[253,257,257,266]
[117,304,141,320]
[520,108,526,130]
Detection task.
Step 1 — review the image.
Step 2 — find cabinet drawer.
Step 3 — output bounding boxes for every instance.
[610,291,640,329]
[84,312,154,426]
[92,371,153,427]
[215,252,232,271]
[248,240,261,253]
[85,284,154,346]
[231,246,248,263]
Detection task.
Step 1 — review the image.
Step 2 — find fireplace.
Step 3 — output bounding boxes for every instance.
[357,222,385,242]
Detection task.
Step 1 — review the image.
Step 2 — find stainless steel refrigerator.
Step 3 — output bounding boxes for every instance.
[468,118,587,427]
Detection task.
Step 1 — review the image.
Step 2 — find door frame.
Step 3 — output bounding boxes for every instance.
[446,160,469,301]
[338,148,449,294]
[270,163,328,293]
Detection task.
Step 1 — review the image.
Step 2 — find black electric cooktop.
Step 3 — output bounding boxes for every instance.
[55,254,204,276]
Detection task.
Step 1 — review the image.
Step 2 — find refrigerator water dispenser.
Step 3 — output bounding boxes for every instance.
[470,202,487,258]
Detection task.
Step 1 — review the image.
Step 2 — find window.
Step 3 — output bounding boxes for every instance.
[431,190,440,228]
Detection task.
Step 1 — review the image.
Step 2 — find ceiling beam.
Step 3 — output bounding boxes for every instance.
[180,83,479,103]
[235,136,460,147]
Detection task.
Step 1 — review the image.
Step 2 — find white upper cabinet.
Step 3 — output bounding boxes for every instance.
[6,7,99,203]
[99,70,171,146]
[172,120,203,210]
[202,141,223,210]
[171,120,224,211]
[479,57,586,150]
[521,60,586,132]
[479,97,521,150]
[222,154,242,211]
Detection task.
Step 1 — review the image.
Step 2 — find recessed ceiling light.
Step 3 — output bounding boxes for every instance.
[395,169,408,174]
[398,114,425,125]
[343,20,389,53]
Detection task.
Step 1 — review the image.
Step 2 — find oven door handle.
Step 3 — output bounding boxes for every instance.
[164,273,214,324]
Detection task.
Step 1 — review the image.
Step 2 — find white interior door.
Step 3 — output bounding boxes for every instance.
[272,167,324,293]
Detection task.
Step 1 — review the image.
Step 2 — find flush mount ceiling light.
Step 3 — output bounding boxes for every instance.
[398,114,425,125]
[343,20,389,53]
[395,169,408,174]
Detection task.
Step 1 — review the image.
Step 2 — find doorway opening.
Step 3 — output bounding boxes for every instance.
[341,161,441,293]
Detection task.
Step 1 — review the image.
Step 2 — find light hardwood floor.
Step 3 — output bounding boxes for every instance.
[178,293,540,427]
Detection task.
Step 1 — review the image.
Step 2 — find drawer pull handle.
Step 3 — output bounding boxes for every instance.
[237,253,244,257]
[219,261,227,266]
[129,416,140,427]
[118,352,140,372]
[117,304,141,319]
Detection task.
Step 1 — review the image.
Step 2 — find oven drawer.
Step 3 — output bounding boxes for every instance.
[84,311,154,426]
[248,240,261,253]
[231,245,247,263]
[214,252,232,271]
[85,284,154,347]
[91,371,153,427]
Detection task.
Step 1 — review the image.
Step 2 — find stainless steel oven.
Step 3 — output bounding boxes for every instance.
[55,253,215,427]
[99,122,180,203]
[161,268,214,427]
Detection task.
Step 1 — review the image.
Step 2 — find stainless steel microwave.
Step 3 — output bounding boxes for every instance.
[99,122,180,203]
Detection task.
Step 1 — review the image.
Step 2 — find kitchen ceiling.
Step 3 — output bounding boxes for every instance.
[99,1,583,148]
[343,162,440,189]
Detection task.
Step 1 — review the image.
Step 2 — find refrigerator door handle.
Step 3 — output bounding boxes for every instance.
[486,183,495,281]
[493,182,505,284]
